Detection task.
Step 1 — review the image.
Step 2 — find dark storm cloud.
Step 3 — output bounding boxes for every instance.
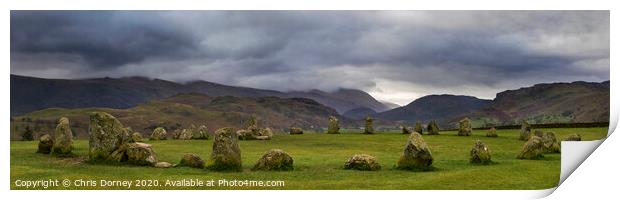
[10,11,609,105]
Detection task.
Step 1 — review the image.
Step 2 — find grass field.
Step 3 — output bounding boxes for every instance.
[10,127,608,190]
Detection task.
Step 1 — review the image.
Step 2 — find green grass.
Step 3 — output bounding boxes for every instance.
[10,127,608,190]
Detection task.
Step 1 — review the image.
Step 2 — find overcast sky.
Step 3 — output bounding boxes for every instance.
[10,11,609,105]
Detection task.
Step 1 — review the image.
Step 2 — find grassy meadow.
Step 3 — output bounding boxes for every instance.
[10,127,607,190]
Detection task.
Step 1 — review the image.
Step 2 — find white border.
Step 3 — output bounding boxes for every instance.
[2,0,617,199]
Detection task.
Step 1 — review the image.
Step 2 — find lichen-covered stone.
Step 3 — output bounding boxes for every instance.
[289,127,303,135]
[206,127,242,171]
[178,153,205,168]
[130,132,143,143]
[344,154,381,171]
[457,118,472,136]
[150,127,167,140]
[397,132,433,170]
[327,116,340,134]
[541,132,560,153]
[237,127,273,140]
[486,127,498,137]
[252,149,294,171]
[125,142,158,166]
[519,120,532,141]
[414,121,423,134]
[177,129,193,140]
[517,136,544,159]
[154,161,175,168]
[88,112,129,161]
[402,126,412,134]
[363,116,374,134]
[192,125,210,140]
[470,140,492,164]
[563,134,582,141]
[37,134,53,154]
[52,117,73,156]
[427,120,440,135]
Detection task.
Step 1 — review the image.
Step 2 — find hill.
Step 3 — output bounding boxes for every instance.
[10,93,353,139]
[10,74,391,116]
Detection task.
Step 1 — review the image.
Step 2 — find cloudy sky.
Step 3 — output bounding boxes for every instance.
[10,11,609,105]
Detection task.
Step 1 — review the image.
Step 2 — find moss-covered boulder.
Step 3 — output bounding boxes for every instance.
[563,134,582,141]
[88,112,129,161]
[206,127,242,171]
[457,118,472,136]
[125,142,158,166]
[402,126,412,134]
[470,140,492,165]
[178,153,205,168]
[177,129,193,140]
[486,127,498,137]
[397,132,433,170]
[327,116,340,134]
[52,117,73,156]
[363,116,374,134]
[192,125,210,140]
[37,134,53,154]
[517,136,544,160]
[519,120,532,141]
[130,132,143,143]
[344,154,381,171]
[414,121,423,134]
[427,120,440,135]
[541,132,560,153]
[252,149,294,171]
[289,127,303,135]
[150,127,167,140]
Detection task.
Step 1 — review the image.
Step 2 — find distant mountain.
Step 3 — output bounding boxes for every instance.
[466,81,610,127]
[10,74,388,116]
[286,88,390,114]
[10,93,353,139]
[374,95,492,128]
[343,107,377,120]
[380,101,401,110]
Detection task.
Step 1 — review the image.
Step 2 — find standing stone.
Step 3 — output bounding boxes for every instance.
[326,116,340,134]
[179,153,205,168]
[257,128,273,140]
[414,121,424,134]
[252,149,294,171]
[192,125,210,140]
[486,127,498,137]
[458,118,472,136]
[37,134,53,154]
[517,136,544,159]
[397,132,434,170]
[206,127,242,171]
[150,127,167,140]
[564,134,582,141]
[52,117,73,156]
[289,127,303,135]
[541,132,561,153]
[88,112,129,161]
[178,129,193,140]
[470,140,492,165]
[344,154,381,171]
[363,116,374,134]
[124,142,158,166]
[402,126,412,134]
[519,120,532,141]
[427,120,440,135]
